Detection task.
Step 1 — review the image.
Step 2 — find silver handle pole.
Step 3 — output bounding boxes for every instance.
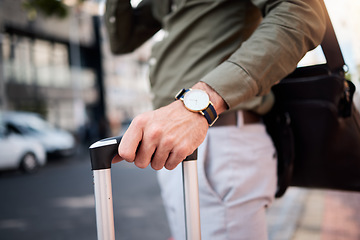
[182,150,201,240]
[90,137,121,240]
[90,137,201,240]
[93,169,115,240]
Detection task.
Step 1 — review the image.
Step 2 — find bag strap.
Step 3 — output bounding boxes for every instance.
[320,0,346,72]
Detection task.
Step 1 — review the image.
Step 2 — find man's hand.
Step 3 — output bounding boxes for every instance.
[113,82,227,170]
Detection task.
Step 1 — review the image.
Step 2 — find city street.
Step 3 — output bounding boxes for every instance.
[1,1,359,240]
[0,146,171,240]
[1,145,360,240]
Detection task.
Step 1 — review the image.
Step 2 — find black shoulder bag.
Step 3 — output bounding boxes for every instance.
[263,0,360,198]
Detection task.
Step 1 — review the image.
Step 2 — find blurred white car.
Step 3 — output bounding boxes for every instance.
[3,111,76,158]
[0,119,46,173]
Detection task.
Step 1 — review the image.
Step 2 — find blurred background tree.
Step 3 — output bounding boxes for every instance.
[22,0,85,20]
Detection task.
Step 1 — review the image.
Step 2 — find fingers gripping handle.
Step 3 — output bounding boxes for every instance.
[89,135,198,170]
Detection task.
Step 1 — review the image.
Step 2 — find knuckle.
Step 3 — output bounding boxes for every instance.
[148,126,162,140]
[118,149,134,162]
[162,136,175,149]
[164,148,189,170]
[132,114,146,127]
[175,145,191,159]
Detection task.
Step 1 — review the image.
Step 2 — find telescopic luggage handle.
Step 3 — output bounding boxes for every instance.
[89,136,201,240]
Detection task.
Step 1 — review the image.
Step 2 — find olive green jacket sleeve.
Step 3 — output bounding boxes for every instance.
[201,0,327,109]
[105,0,327,112]
[104,0,161,54]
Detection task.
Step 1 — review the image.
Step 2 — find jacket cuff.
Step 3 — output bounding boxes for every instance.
[200,61,259,109]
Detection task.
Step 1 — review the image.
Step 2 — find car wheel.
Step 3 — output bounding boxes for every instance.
[20,153,39,173]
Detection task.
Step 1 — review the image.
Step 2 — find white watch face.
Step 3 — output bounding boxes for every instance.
[183,89,210,111]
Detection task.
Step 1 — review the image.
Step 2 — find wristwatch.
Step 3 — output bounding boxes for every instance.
[175,88,218,126]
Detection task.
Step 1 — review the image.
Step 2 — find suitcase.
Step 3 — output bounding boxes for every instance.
[89,136,201,240]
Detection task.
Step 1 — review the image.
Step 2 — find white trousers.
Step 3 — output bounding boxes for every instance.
[157,112,277,240]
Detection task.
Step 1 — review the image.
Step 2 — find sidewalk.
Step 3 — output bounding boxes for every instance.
[267,188,360,240]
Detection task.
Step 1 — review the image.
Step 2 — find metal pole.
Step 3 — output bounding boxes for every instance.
[93,169,116,240]
[182,150,201,240]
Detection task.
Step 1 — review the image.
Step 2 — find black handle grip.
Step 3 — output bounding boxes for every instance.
[89,135,198,170]
[89,136,122,170]
[184,149,198,161]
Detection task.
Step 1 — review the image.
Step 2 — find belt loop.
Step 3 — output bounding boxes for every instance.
[237,111,244,127]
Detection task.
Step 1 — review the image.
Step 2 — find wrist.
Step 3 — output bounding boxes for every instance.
[192,82,228,115]
[173,100,208,126]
